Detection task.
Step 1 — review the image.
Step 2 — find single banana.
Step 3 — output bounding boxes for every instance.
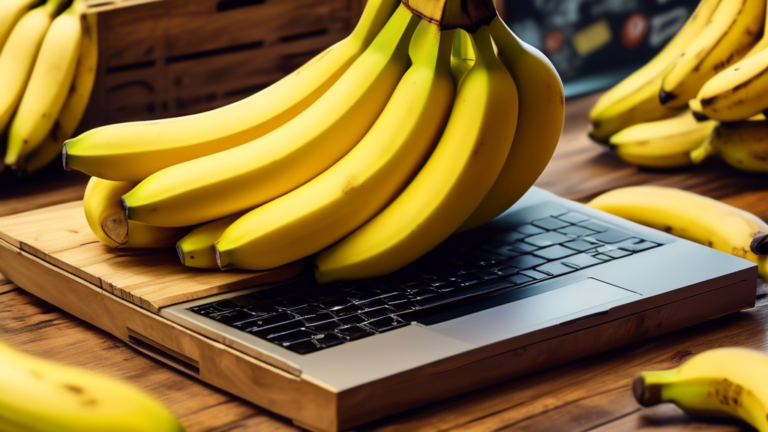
[608,113,717,169]
[589,0,722,141]
[214,19,456,271]
[0,0,66,136]
[0,0,38,52]
[459,17,565,231]
[18,10,98,175]
[63,0,401,182]
[176,213,244,270]
[122,5,420,228]
[451,28,474,86]
[691,121,768,173]
[660,0,765,108]
[84,177,187,249]
[314,25,518,283]
[0,341,184,432]
[634,348,768,432]
[588,186,768,278]
[5,1,82,166]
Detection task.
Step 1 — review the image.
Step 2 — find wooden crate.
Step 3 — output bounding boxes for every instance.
[80,0,365,128]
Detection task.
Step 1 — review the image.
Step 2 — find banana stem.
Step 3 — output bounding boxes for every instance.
[689,134,716,164]
[44,0,69,15]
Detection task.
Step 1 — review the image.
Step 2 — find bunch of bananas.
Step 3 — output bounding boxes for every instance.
[0,0,97,177]
[635,348,768,432]
[65,0,565,282]
[0,341,183,431]
[591,0,768,173]
[588,186,768,278]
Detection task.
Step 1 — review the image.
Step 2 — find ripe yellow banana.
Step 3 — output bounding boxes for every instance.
[608,113,717,169]
[634,348,768,432]
[177,213,244,270]
[0,0,65,136]
[589,0,721,141]
[0,0,37,52]
[84,177,187,249]
[588,186,768,278]
[690,121,768,173]
[122,5,420,228]
[18,9,98,175]
[460,17,564,231]
[451,28,474,86]
[660,0,765,108]
[214,20,456,271]
[63,0,401,182]
[0,341,184,432]
[315,25,519,283]
[5,2,82,166]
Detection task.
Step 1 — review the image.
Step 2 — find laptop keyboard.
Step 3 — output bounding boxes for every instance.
[188,204,660,355]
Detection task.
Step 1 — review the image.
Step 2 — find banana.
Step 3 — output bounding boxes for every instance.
[0,0,66,136]
[0,0,37,52]
[176,213,244,270]
[691,120,768,173]
[84,177,187,249]
[5,1,82,166]
[63,0,401,182]
[589,0,722,142]
[459,17,564,231]
[660,0,765,108]
[213,20,456,271]
[314,25,519,283]
[0,341,183,432]
[121,6,420,228]
[608,113,717,170]
[634,348,768,432]
[588,186,768,278]
[451,28,474,86]
[18,10,98,175]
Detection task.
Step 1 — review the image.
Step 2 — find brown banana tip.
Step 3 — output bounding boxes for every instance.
[176,244,185,266]
[633,376,661,407]
[121,197,131,220]
[61,146,69,171]
[691,111,710,122]
[213,245,231,271]
[588,132,611,146]
[752,234,768,255]
[658,89,676,105]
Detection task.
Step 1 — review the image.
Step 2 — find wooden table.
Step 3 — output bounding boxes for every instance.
[3,93,768,431]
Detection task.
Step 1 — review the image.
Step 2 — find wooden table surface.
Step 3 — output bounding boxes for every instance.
[3,93,768,431]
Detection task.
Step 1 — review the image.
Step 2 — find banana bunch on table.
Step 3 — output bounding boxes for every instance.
[65,0,565,282]
[0,0,97,177]
[591,0,768,173]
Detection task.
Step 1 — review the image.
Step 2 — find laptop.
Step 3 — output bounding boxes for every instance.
[162,187,757,430]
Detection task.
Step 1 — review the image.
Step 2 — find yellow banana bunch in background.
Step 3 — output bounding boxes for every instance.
[0,0,98,176]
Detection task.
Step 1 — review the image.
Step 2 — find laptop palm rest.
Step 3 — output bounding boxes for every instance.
[428,278,641,347]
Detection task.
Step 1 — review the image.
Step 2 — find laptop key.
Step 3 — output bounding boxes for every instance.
[284,339,321,354]
[508,274,535,285]
[557,212,590,224]
[593,254,613,261]
[336,314,366,326]
[314,333,345,348]
[248,320,304,338]
[508,254,547,269]
[557,225,596,238]
[589,228,634,244]
[499,231,528,243]
[331,303,364,317]
[496,266,520,277]
[336,325,374,341]
[361,307,394,321]
[616,239,659,252]
[562,253,603,269]
[533,245,578,260]
[509,241,539,253]
[271,329,315,344]
[519,269,550,280]
[563,239,600,252]
[579,221,609,233]
[313,297,351,311]
[306,320,341,333]
[515,224,546,235]
[605,249,632,259]
[301,312,336,326]
[239,312,296,329]
[214,310,258,325]
[532,217,570,231]
[524,232,572,247]
[536,261,577,277]
[365,316,407,333]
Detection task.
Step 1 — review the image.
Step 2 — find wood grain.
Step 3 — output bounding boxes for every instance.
[1,92,767,431]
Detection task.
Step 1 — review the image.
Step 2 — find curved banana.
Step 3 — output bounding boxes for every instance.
[589,0,721,141]
[122,6,420,228]
[0,341,183,432]
[63,0,401,182]
[451,28,474,86]
[84,178,187,249]
[588,186,768,278]
[314,25,519,283]
[609,113,717,169]
[660,0,765,108]
[176,213,244,270]
[18,9,97,175]
[690,121,768,173]
[634,348,768,432]
[460,17,564,231]
[5,2,82,166]
[0,0,37,52]
[214,20,456,271]
[0,0,65,136]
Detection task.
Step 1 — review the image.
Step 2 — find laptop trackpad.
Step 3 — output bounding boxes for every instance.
[429,278,641,347]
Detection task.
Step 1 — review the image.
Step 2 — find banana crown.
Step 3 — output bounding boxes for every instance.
[403,0,498,31]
